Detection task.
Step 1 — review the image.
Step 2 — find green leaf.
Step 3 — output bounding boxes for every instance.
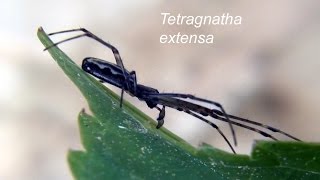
[37,27,320,180]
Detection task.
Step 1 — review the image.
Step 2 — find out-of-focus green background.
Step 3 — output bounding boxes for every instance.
[1,0,320,179]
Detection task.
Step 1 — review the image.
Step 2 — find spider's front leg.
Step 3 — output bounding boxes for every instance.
[45,28,130,108]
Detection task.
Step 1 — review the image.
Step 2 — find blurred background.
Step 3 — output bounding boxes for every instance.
[1,0,320,179]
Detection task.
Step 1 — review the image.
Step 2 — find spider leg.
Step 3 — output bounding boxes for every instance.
[45,28,126,69]
[183,109,236,154]
[45,28,130,107]
[211,109,301,141]
[147,93,237,146]
[209,113,279,141]
[119,88,125,108]
[152,95,280,143]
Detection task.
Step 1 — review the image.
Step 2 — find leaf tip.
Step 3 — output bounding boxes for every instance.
[37,26,45,37]
[38,26,43,32]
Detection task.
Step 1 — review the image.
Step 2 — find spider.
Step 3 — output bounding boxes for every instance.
[44,28,301,154]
